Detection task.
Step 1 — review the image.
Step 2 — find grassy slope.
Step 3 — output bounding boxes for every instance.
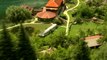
[24,23,51,32]
[52,22,104,38]
[69,22,104,37]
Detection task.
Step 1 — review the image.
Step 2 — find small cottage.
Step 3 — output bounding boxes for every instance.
[84,35,102,47]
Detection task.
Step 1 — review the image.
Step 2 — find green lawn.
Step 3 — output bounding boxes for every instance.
[24,23,51,32]
[52,22,104,38]
[69,22,104,37]
[8,23,51,35]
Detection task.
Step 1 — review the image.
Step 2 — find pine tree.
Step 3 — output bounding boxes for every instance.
[17,23,37,60]
[0,23,16,60]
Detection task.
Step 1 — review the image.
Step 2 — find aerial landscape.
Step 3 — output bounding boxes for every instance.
[0,0,107,60]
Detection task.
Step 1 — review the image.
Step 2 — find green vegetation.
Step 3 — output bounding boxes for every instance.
[0,0,48,19]
[69,22,104,37]
[75,2,94,19]
[24,23,51,31]
[16,24,37,60]
[10,23,51,35]
[0,23,16,60]
[6,6,32,24]
[0,0,107,60]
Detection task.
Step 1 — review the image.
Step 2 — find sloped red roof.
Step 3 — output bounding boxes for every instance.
[36,7,56,19]
[85,35,102,40]
[36,11,56,19]
[84,35,102,47]
[46,0,63,8]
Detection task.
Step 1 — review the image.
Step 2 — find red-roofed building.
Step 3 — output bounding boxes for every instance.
[36,7,56,19]
[46,0,63,10]
[46,0,63,8]
[36,0,64,19]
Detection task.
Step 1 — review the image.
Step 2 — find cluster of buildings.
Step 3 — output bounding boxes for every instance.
[36,0,64,19]
[21,0,65,19]
[36,0,103,48]
[21,0,103,48]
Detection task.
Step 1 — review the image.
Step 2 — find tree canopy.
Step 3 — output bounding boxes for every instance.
[6,6,32,24]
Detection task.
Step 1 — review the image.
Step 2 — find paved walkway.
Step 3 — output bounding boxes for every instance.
[0,23,43,31]
[0,18,40,31]
[64,0,80,36]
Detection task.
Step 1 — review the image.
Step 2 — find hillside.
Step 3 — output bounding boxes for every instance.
[0,0,48,19]
[0,0,107,60]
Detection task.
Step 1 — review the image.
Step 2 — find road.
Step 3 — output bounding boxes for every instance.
[64,0,80,36]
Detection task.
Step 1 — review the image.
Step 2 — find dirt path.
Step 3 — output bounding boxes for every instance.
[64,0,80,36]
